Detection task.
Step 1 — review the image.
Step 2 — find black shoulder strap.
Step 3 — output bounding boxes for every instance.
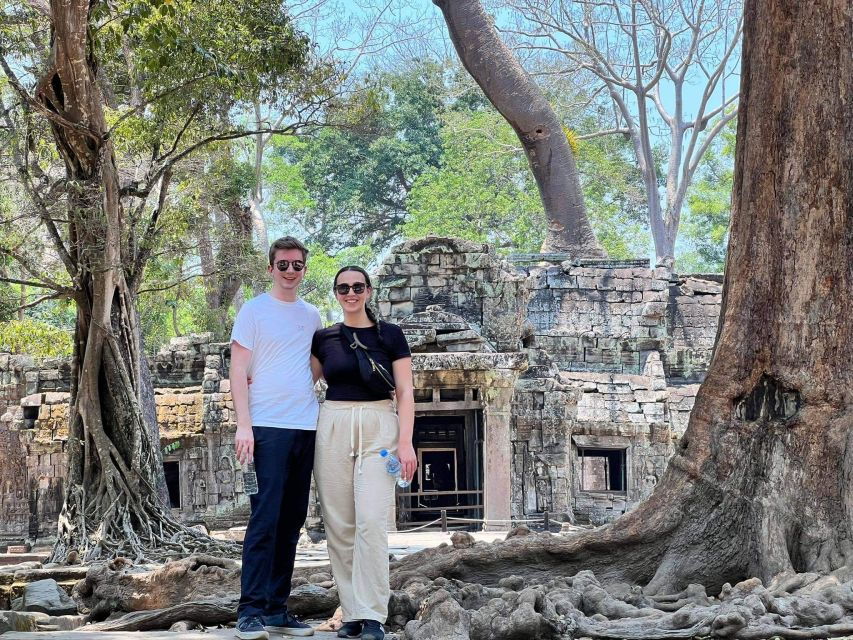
[339,324,374,381]
[338,323,395,391]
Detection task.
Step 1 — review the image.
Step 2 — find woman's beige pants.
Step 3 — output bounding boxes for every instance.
[314,399,398,623]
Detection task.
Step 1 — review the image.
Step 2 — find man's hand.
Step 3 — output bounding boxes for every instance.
[398,441,417,483]
[235,425,254,465]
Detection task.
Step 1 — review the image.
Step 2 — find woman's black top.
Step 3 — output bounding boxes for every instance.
[311,322,411,401]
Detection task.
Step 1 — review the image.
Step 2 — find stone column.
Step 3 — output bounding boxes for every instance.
[483,380,515,531]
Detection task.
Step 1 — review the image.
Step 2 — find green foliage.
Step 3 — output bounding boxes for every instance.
[678,119,736,273]
[576,134,651,259]
[267,61,446,252]
[405,107,650,258]
[0,319,73,357]
[108,0,316,109]
[405,109,545,251]
[162,441,181,455]
[271,60,651,259]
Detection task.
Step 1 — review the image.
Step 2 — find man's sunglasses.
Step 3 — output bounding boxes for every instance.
[274,260,305,272]
[334,283,367,295]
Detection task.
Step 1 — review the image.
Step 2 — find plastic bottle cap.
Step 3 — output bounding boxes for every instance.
[380,449,389,457]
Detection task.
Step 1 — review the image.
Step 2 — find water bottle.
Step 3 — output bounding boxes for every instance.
[243,461,259,495]
[380,449,411,488]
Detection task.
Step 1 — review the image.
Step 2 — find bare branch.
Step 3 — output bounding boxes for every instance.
[0,275,62,290]
[14,290,71,311]
[577,128,630,140]
[505,0,743,261]
[0,248,72,292]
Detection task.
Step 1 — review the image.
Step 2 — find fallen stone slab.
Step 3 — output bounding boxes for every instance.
[0,562,43,586]
[288,583,339,617]
[22,578,78,615]
[0,610,42,633]
[0,561,42,574]
[36,613,87,631]
[14,565,90,583]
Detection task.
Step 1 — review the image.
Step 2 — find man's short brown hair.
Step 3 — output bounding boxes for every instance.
[268,236,309,265]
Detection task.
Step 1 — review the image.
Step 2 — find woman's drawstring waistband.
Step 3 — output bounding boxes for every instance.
[349,405,365,474]
[322,400,395,476]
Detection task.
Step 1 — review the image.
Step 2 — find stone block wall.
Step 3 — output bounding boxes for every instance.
[0,354,31,541]
[375,237,529,352]
[373,239,722,523]
[0,355,69,543]
[664,276,723,382]
[510,349,576,519]
[0,334,327,543]
[525,265,670,374]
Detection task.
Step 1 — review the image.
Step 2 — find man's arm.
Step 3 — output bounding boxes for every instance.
[230,341,254,465]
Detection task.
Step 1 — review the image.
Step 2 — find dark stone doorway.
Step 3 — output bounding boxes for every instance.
[397,412,483,529]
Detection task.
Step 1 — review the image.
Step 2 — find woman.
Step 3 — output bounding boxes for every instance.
[310,266,417,640]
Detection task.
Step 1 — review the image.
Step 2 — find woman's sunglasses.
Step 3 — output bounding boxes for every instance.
[334,283,367,295]
[275,260,305,272]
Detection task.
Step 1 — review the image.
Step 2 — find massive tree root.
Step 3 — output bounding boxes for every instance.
[389,534,853,639]
[49,296,240,564]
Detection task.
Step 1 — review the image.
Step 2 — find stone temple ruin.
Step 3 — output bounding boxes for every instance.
[0,236,723,543]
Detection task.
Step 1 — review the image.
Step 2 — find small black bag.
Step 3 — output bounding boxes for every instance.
[340,323,396,394]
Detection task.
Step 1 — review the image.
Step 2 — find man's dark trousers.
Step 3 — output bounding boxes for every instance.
[238,426,316,619]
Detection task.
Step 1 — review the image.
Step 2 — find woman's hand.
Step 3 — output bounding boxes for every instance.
[398,440,417,483]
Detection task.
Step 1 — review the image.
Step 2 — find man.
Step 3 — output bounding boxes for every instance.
[231,237,323,639]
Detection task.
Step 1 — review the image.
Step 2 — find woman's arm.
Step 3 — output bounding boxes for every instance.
[392,356,417,483]
[310,354,324,384]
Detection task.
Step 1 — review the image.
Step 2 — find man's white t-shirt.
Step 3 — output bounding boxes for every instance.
[230,293,323,430]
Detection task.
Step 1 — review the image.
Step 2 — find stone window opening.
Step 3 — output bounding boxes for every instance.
[578,447,627,493]
[413,388,433,403]
[439,388,465,402]
[163,460,182,509]
[22,406,38,428]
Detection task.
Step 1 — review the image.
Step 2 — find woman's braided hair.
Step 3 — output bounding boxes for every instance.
[334,265,383,344]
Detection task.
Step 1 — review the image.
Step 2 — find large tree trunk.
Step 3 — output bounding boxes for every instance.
[433,0,604,258]
[37,0,235,562]
[197,201,254,340]
[392,0,853,597]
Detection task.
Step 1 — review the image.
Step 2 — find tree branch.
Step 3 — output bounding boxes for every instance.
[128,168,173,293]
[0,53,100,142]
[14,290,71,311]
[0,275,63,291]
[577,128,630,140]
[105,74,217,138]
[0,247,72,293]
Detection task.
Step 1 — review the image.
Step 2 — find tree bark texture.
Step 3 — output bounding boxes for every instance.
[36,0,235,562]
[197,201,254,340]
[433,0,604,257]
[392,0,853,596]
